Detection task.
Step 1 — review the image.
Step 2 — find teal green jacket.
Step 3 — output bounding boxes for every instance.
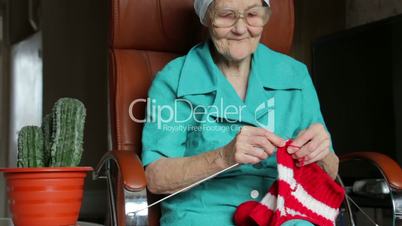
[141,41,329,226]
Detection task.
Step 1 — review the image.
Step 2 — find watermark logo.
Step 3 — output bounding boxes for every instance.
[254,97,275,132]
[128,97,275,132]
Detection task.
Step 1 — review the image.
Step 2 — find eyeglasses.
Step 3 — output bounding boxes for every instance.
[211,6,270,28]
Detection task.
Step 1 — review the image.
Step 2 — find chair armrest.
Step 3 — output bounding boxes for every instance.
[94,150,147,192]
[340,152,402,190]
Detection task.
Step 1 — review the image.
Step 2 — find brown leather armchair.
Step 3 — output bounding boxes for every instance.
[93,0,402,225]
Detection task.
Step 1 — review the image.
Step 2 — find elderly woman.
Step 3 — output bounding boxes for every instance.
[141,0,340,225]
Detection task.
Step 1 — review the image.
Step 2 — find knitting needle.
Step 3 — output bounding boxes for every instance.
[132,142,295,214]
[345,194,379,226]
[130,163,240,214]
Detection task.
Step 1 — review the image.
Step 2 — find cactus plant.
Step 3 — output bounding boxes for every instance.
[50,98,86,167]
[17,98,86,168]
[17,126,45,167]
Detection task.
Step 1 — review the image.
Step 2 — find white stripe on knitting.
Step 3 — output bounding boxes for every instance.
[277,164,297,190]
[260,192,277,210]
[277,195,286,216]
[278,163,339,221]
[276,196,308,217]
[274,195,309,218]
[292,184,339,221]
[285,207,307,217]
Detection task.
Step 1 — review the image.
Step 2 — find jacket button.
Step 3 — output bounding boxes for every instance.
[250,190,259,199]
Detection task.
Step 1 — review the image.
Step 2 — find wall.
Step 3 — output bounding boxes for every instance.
[346,0,402,28]
[0,1,7,216]
[0,2,8,217]
[41,0,109,222]
[392,16,402,165]
[1,0,109,221]
[292,0,402,70]
[0,0,35,217]
[291,0,346,69]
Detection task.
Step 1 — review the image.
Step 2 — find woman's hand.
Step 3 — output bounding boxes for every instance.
[287,123,339,179]
[287,123,331,165]
[221,126,285,166]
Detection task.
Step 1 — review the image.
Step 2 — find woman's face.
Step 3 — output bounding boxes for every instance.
[207,0,268,62]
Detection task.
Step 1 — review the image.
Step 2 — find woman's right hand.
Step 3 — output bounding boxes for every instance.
[221,126,286,166]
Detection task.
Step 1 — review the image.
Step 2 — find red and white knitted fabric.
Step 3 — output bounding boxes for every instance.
[234,141,345,226]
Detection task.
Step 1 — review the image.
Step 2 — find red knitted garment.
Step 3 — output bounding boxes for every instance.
[234,141,345,226]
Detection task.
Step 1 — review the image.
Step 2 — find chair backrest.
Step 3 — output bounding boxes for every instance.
[108,0,295,155]
[108,0,295,225]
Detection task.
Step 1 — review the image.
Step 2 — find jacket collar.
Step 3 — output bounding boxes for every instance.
[177,41,218,98]
[253,43,304,90]
[176,41,304,127]
[177,41,303,98]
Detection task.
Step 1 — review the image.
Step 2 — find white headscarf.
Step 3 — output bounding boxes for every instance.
[194,0,270,25]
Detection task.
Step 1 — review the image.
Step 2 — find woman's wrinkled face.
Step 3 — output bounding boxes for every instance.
[207,0,268,62]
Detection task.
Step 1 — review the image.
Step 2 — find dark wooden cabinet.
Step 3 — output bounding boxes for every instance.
[312,14,402,166]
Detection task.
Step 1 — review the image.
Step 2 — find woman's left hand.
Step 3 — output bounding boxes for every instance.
[287,123,331,166]
[287,123,339,179]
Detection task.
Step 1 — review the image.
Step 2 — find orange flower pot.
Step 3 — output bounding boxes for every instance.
[0,167,93,226]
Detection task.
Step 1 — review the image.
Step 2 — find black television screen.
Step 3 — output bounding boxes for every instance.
[311,14,402,165]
